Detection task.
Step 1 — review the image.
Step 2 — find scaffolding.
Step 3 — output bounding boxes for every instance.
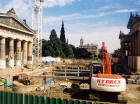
[32,0,44,64]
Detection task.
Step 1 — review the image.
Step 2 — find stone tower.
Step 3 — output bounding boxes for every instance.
[80,37,84,46]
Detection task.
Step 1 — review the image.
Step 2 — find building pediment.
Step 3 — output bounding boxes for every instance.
[0,8,35,35]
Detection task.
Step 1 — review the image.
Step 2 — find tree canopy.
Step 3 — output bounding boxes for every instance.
[112,48,120,57]
[42,29,74,58]
[42,27,92,59]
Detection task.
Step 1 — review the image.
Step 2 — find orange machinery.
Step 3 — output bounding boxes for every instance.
[102,42,111,74]
[91,42,126,93]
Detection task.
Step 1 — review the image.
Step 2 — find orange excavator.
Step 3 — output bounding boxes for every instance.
[102,42,111,74]
[90,42,126,100]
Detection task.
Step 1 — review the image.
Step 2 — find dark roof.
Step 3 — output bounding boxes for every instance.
[127,12,140,29]
[119,31,129,39]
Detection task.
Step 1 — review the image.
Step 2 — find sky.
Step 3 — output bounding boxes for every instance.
[0,0,140,52]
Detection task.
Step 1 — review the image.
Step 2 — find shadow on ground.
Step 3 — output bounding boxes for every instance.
[63,88,127,104]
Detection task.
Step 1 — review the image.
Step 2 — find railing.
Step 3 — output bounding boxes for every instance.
[52,69,90,80]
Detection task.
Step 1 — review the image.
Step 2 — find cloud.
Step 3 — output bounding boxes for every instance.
[43,0,75,8]
[115,9,138,13]
[0,0,133,52]
[1,0,32,25]
[0,0,77,25]
[44,12,110,23]
[66,25,129,53]
[43,19,129,52]
[99,3,121,11]
[44,8,138,23]
[94,0,111,2]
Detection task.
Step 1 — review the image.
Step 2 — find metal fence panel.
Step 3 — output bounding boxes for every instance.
[56,98,61,104]
[39,96,44,104]
[33,96,38,104]
[23,94,28,104]
[50,98,55,104]
[74,100,79,104]
[68,100,73,104]
[2,92,6,104]
[28,95,33,104]
[12,93,17,104]
[62,99,67,104]
[0,91,97,104]
[80,101,85,104]
[44,97,49,104]
[17,94,22,104]
[7,92,12,104]
[0,91,2,104]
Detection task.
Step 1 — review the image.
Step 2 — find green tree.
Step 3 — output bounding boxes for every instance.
[62,43,74,58]
[42,29,75,58]
[112,48,120,57]
[50,29,57,41]
[60,21,66,43]
[69,44,77,57]
[50,29,64,57]
[70,46,92,59]
[42,39,55,56]
[42,29,65,57]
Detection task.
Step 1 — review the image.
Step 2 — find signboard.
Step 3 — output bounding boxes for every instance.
[97,79,121,87]
[44,79,54,84]
[91,77,126,92]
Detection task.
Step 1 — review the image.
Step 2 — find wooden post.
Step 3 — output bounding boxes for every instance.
[65,69,67,77]
[78,67,79,77]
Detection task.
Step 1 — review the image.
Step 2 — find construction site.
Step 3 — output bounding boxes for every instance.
[0,58,140,104]
[0,0,140,104]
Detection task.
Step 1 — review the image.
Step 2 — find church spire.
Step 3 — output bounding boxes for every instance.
[60,20,66,43]
[62,20,64,27]
[127,12,134,29]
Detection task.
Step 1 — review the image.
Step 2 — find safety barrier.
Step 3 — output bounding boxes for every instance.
[0,91,105,104]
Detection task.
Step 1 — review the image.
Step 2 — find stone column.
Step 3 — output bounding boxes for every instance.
[138,31,140,56]
[128,56,130,68]
[16,40,21,66]
[132,34,135,70]
[135,34,138,56]
[133,34,135,56]
[0,37,6,69]
[136,56,140,72]
[130,37,133,70]
[134,34,137,72]
[129,56,131,69]
[130,36,133,56]
[9,38,14,68]
[28,42,32,64]
[23,41,27,64]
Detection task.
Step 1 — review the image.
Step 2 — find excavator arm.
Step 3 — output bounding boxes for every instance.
[101,42,111,74]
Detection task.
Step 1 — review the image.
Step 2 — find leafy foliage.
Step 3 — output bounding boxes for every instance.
[69,45,92,59]
[112,48,120,57]
[62,43,74,58]
[42,29,92,59]
[75,48,92,59]
[42,29,73,58]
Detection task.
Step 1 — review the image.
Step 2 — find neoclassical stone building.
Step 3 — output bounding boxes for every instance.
[0,8,34,69]
[79,37,99,56]
[119,13,140,73]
